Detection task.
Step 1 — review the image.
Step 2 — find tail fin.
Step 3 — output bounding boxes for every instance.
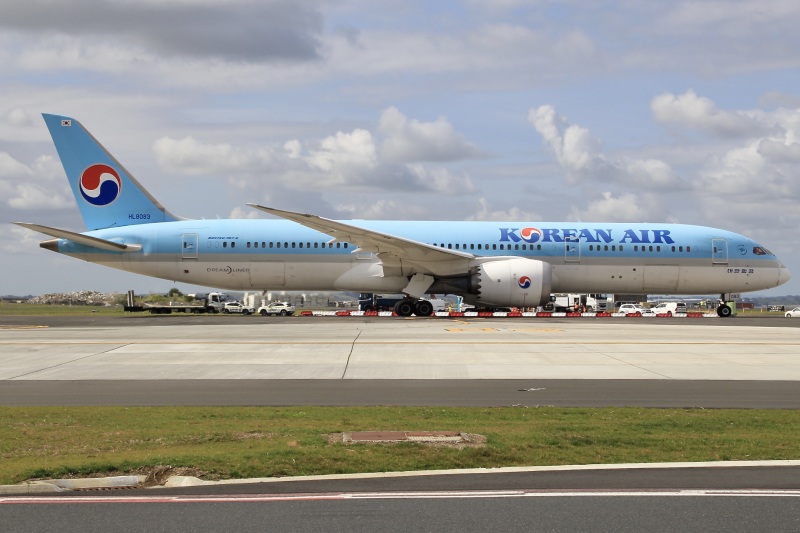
[43,114,179,230]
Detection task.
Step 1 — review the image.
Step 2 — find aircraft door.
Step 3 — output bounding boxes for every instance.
[712,238,728,265]
[182,233,199,260]
[564,235,581,263]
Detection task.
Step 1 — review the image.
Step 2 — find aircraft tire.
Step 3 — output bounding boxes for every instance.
[414,300,434,317]
[394,300,415,317]
[717,305,732,317]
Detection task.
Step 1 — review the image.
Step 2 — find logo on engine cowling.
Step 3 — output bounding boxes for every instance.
[518,276,532,289]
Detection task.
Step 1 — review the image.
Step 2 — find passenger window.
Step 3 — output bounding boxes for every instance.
[231,242,235,248]
[223,242,227,248]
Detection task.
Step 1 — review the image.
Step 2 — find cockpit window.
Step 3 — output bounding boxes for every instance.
[753,247,771,256]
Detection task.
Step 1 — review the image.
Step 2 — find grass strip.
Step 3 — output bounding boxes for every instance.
[2,406,799,484]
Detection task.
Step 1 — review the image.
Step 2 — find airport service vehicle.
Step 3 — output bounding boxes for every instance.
[617,304,655,316]
[358,293,446,314]
[129,292,227,314]
[223,301,254,315]
[550,293,608,312]
[257,302,295,316]
[653,301,688,316]
[786,307,800,318]
[15,114,791,318]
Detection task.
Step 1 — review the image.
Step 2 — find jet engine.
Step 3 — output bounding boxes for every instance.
[470,257,552,307]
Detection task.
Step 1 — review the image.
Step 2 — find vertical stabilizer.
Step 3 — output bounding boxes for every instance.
[42,114,179,230]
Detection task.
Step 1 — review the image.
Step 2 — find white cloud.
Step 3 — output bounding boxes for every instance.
[307,129,378,175]
[0,153,72,210]
[467,197,543,222]
[570,192,655,223]
[0,152,32,178]
[150,109,478,195]
[2,107,37,128]
[379,106,482,163]
[406,164,476,195]
[651,90,768,137]
[528,104,681,189]
[152,136,278,175]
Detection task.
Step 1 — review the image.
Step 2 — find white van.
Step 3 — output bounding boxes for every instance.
[653,302,687,316]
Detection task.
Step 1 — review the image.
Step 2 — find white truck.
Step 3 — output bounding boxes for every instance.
[125,292,229,314]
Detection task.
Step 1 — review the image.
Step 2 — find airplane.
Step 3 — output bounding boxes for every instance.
[14,114,791,318]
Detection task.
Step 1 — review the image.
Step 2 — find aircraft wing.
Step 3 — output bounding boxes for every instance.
[13,223,142,252]
[247,204,473,276]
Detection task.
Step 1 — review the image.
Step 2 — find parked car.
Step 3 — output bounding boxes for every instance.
[653,302,688,316]
[785,307,800,318]
[258,302,296,316]
[617,303,655,316]
[223,301,254,315]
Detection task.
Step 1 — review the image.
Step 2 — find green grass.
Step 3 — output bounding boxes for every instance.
[1,406,799,484]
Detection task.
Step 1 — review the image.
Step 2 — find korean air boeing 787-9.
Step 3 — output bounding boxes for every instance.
[15,114,791,317]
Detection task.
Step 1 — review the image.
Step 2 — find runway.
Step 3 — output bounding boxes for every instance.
[1,316,799,407]
[3,316,800,530]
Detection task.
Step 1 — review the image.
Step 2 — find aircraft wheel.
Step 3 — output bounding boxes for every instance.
[394,299,415,317]
[414,300,434,317]
[717,305,732,318]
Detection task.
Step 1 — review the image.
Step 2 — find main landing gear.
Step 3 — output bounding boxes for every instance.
[393,299,434,317]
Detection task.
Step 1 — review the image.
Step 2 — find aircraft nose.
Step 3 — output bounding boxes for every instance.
[778,264,791,286]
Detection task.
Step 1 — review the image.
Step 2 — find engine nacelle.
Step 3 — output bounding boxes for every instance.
[471,257,552,307]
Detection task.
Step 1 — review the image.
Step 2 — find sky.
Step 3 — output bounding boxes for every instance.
[1,0,799,297]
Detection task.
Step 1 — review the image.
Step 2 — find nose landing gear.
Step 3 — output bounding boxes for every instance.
[716,294,734,317]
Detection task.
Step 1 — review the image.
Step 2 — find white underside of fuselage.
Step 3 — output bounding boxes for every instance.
[75,251,784,296]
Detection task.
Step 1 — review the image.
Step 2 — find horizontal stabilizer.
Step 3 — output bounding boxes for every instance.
[13,223,142,252]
